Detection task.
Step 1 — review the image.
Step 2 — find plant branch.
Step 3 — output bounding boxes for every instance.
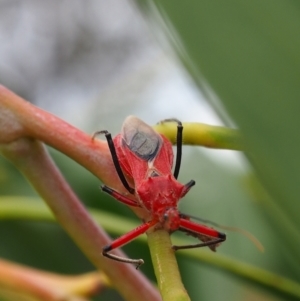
[148,229,190,301]
[0,258,107,301]
[0,85,241,301]
[0,85,120,189]
[154,121,242,150]
[0,139,159,301]
[0,86,160,301]
[2,198,300,300]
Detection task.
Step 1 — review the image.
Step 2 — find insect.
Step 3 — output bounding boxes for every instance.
[94,116,226,268]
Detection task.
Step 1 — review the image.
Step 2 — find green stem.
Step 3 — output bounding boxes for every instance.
[147,230,190,301]
[154,122,242,150]
[177,248,300,299]
[2,198,300,300]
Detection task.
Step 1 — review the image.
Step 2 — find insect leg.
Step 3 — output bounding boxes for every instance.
[173,236,225,251]
[180,212,264,252]
[103,220,157,269]
[102,185,140,207]
[93,130,135,194]
[159,118,183,179]
[173,217,226,251]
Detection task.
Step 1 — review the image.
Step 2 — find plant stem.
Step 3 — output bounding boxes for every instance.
[0,139,160,301]
[0,258,107,301]
[147,230,190,301]
[0,85,161,301]
[0,86,123,192]
[154,122,242,150]
[2,198,300,300]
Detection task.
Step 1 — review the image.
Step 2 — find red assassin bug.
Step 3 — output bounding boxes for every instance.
[94,116,226,269]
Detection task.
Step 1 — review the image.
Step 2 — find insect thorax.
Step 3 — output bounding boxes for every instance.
[136,175,185,221]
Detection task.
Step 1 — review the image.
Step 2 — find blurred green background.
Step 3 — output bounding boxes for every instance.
[1,1,300,301]
[140,1,300,300]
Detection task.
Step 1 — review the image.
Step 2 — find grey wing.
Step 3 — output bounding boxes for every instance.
[121,116,162,161]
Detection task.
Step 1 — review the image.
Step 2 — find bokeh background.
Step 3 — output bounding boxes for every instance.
[1,1,300,300]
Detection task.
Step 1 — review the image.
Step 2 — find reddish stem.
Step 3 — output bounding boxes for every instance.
[0,259,105,300]
[0,86,160,301]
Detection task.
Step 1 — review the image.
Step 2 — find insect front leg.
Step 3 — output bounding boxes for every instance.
[103,220,157,269]
[102,185,140,207]
[92,130,135,194]
[158,118,183,179]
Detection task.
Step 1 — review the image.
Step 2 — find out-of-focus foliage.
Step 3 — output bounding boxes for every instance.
[137,1,300,300]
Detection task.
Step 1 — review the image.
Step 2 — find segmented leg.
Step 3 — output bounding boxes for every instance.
[102,185,140,207]
[102,220,157,269]
[173,217,226,251]
[158,118,183,179]
[172,236,225,251]
[92,130,135,194]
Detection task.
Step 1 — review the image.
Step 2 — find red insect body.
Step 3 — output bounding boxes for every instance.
[114,117,190,231]
[97,116,225,268]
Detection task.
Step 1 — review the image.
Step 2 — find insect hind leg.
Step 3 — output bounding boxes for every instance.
[174,217,226,251]
[158,118,183,179]
[92,130,135,194]
[172,236,225,251]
